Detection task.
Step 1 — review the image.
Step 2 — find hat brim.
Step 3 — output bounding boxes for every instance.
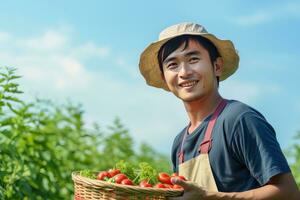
[139,32,239,91]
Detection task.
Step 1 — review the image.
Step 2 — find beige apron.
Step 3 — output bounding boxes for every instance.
[178,99,227,192]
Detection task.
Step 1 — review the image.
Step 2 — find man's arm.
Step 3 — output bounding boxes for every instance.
[169,173,300,200]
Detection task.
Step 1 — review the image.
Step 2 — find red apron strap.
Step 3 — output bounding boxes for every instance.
[178,99,227,164]
[178,127,188,164]
[199,99,227,154]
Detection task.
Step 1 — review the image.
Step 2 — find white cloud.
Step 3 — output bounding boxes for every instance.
[60,57,83,77]
[20,30,67,50]
[116,58,126,66]
[220,79,281,104]
[0,32,11,42]
[115,57,140,79]
[55,57,92,89]
[71,42,110,59]
[233,12,271,26]
[1,27,110,93]
[19,66,46,81]
[232,2,300,26]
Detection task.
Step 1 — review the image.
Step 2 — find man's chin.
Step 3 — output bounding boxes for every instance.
[178,94,203,102]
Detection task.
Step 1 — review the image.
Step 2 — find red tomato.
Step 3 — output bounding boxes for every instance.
[75,195,83,200]
[172,184,183,190]
[171,173,178,177]
[97,171,111,180]
[158,172,172,185]
[154,183,167,189]
[163,184,173,189]
[139,180,152,187]
[171,173,186,181]
[172,175,187,181]
[108,169,121,177]
[114,173,127,184]
[170,176,187,185]
[178,175,187,181]
[121,178,133,185]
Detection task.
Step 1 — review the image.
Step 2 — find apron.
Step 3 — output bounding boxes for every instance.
[178,99,227,192]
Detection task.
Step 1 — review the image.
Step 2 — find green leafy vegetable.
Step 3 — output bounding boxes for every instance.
[80,161,159,185]
[79,170,96,179]
[115,160,135,180]
[134,162,158,185]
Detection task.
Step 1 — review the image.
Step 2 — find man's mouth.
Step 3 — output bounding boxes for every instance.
[179,80,199,88]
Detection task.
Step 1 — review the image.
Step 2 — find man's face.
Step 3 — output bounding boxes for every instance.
[162,39,221,102]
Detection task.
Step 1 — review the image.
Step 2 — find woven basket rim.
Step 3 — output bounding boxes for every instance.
[72,171,183,197]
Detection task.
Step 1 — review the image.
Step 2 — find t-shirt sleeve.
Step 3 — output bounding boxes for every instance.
[230,111,291,186]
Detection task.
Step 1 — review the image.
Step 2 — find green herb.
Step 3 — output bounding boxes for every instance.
[79,170,96,179]
[134,162,158,185]
[115,160,135,180]
[106,177,115,183]
[115,160,158,185]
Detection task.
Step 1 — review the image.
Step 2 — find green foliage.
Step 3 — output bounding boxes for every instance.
[115,160,135,180]
[0,67,172,199]
[286,131,300,188]
[79,170,97,179]
[134,162,158,185]
[136,142,172,174]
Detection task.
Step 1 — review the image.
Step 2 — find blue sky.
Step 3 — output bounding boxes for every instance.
[1,0,300,155]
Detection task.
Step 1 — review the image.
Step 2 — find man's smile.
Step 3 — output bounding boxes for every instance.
[179,80,199,88]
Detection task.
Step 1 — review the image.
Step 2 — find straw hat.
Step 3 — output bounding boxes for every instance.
[139,22,239,91]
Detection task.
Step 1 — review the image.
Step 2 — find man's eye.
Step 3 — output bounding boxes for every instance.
[167,63,177,69]
[189,57,199,62]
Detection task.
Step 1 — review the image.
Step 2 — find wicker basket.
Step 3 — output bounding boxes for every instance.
[72,171,184,200]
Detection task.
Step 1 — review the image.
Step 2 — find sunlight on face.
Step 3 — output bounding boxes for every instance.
[162,39,219,102]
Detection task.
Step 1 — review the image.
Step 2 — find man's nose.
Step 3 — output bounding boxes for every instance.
[178,62,192,78]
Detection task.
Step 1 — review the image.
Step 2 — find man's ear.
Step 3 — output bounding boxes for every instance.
[214,57,223,77]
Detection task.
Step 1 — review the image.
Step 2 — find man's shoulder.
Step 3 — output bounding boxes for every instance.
[219,99,266,134]
[223,99,264,120]
[173,126,186,144]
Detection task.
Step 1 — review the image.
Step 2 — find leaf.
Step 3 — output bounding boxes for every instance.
[8,75,22,81]
[115,160,135,180]
[79,170,96,179]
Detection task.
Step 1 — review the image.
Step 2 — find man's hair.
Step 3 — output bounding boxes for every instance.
[157,35,221,82]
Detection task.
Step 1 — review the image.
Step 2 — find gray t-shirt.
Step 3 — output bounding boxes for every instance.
[171,100,291,192]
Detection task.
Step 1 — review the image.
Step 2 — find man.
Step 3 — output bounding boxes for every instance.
[139,22,299,199]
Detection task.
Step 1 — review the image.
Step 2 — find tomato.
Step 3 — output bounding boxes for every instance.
[114,173,128,184]
[172,175,187,181]
[139,180,152,187]
[154,183,167,189]
[171,173,186,181]
[97,171,111,180]
[158,172,172,185]
[178,175,187,181]
[121,178,134,185]
[108,169,121,177]
[170,176,187,185]
[75,195,84,200]
[171,173,178,177]
[163,184,173,189]
[172,184,183,190]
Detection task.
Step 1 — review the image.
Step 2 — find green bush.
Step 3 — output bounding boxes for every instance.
[286,131,300,188]
[0,67,172,199]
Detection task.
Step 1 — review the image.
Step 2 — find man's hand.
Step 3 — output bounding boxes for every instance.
[168,173,300,200]
[167,177,209,200]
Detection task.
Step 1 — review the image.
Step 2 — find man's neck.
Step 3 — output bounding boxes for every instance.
[183,92,223,134]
